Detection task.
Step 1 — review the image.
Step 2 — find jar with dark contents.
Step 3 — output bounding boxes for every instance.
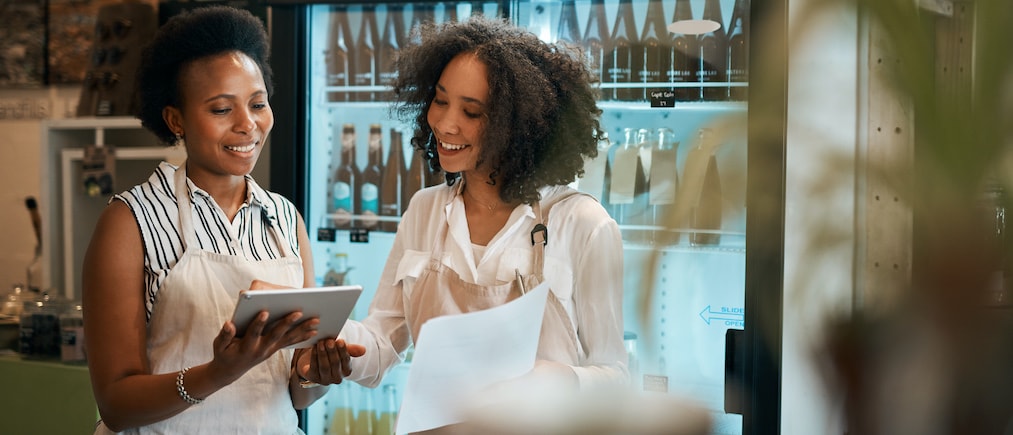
[60,304,85,363]
[19,294,69,359]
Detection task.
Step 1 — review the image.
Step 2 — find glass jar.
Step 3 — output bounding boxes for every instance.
[60,304,85,363]
[19,294,69,359]
[1,284,28,318]
[624,331,640,390]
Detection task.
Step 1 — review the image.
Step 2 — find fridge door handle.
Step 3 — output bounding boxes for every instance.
[724,327,745,415]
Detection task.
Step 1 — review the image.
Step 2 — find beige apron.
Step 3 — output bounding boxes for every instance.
[406,192,583,369]
[96,163,304,434]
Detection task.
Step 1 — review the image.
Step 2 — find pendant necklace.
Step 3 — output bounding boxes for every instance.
[465,188,497,211]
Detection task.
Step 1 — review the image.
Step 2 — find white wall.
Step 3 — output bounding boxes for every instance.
[782,0,860,434]
[0,85,271,299]
[0,85,80,294]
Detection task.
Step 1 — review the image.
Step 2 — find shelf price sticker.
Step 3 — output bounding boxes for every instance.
[349,228,369,243]
[317,227,336,242]
[649,90,676,108]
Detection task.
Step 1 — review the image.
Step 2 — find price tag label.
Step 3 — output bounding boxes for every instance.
[316,227,336,242]
[649,90,676,108]
[642,374,669,393]
[349,228,370,243]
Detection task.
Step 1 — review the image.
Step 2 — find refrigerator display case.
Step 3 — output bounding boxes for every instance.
[266,0,785,434]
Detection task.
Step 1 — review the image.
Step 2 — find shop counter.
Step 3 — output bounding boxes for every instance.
[0,353,97,434]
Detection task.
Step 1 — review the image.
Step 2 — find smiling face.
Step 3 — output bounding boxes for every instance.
[163,51,273,184]
[427,52,490,176]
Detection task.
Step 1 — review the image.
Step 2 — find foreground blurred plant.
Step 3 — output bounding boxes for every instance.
[793,1,1013,433]
[633,0,1013,433]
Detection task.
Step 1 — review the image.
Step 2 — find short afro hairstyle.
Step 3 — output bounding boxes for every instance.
[135,6,272,144]
[392,16,605,205]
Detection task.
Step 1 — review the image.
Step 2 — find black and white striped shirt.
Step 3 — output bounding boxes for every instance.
[114,162,303,321]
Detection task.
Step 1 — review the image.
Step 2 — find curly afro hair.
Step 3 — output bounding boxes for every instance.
[135,6,272,144]
[391,16,606,205]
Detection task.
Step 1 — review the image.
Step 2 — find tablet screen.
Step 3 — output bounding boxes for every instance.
[231,285,362,349]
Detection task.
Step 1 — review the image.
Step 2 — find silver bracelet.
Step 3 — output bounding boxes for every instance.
[297,371,321,389]
[175,367,204,405]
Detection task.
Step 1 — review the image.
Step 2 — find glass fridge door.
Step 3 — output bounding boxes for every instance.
[296,1,766,434]
[303,4,492,434]
[511,1,751,433]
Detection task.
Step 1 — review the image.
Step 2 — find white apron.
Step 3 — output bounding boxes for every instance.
[407,193,584,372]
[96,164,304,434]
[403,194,585,435]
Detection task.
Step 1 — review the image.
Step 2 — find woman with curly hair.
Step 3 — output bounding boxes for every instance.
[334,16,628,428]
[82,6,360,433]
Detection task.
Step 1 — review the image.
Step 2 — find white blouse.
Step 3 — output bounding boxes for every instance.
[342,182,628,388]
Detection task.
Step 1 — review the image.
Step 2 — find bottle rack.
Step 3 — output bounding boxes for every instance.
[303,2,751,432]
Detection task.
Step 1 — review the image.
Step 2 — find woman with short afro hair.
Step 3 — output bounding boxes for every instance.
[83,6,358,434]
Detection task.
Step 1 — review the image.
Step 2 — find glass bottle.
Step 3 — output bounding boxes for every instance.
[333,124,359,229]
[354,383,375,435]
[374,384,398,435]
[19,293,66,359]
[624,331,640,391]
[359,124,383,231]
[403,147,425,214]
[577,131,613,215]
[601,132,617,220]
[380,128,405,232]
[329,386,354,435]
[469,1,486,17]
[670,0,700,101]
[425,162,444,187]
[322,252,350,287]
[442,2,458,23]
[726,0,750,100]
[411,4,435,29]
[640,0,671,101]
[377,4,404,101]
[354,4,379,101]
[690,128,722,245]
[60,303,85,363]
[408,4,435,47]
[325,6,353,102]
[425,135,443,187]
[582,0,610,90]
[650,128,680,245]
[611,128,648,242]
[606,0,638,101]
[2,284,27,318]
[556,0,580,46]
[699,0,728,101]
[631,128,653,243]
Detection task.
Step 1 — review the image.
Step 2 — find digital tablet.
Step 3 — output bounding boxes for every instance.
[231,285,363,349]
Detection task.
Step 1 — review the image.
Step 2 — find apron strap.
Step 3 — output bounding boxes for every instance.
[528,189,588,281]
[173,162,295,258]
[173,163,198,251]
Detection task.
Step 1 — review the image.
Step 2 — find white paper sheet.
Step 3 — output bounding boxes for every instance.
[395,283,550,435]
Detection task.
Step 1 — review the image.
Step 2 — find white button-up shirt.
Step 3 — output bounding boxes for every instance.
[342,183,628,389]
